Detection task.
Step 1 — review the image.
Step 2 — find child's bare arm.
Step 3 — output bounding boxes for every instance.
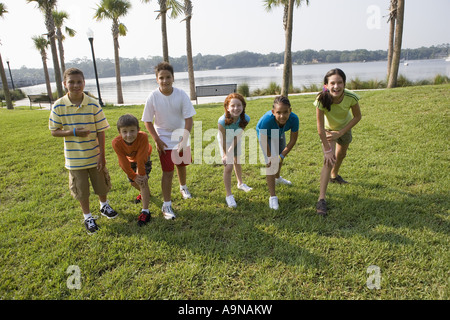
[51,127,90,137]
[97,131,106,171]
[177,117,193,153]
[145,121,167,154]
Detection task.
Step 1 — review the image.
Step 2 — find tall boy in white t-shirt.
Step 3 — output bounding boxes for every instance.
[142,62,196,220]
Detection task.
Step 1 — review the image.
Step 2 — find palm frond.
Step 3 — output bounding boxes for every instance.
[65,27,76,37]
[118,23,127,36]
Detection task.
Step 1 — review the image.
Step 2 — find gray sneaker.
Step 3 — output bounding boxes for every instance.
[162,204,176,220]
[180,186,192,199]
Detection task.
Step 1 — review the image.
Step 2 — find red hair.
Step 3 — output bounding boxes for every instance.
[223,93,248,129]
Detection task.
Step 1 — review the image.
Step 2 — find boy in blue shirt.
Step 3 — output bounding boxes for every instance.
[256,96,299,210]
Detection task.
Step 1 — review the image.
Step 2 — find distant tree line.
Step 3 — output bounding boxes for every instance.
[3,44,449,88]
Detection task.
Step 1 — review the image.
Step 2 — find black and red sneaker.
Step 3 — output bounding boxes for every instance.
[137,210,151,227]
[134,194,142,204]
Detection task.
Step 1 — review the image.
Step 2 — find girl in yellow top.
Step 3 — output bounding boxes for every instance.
[314,68,362,216]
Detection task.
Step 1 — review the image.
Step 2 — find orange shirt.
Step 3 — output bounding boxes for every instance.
[112,131,152,180]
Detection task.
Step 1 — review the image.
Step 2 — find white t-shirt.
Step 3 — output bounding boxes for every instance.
[142,87,196,150]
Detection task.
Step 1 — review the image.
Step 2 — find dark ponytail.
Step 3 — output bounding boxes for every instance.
[316,68,346,112]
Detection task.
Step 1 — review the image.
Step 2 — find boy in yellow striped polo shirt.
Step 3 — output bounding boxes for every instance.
[49,68,117,234]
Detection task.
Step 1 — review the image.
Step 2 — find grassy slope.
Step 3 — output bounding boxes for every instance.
[0,85,448,299]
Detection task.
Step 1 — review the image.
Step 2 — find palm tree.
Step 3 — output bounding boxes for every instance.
[386,0,397,78]
[141,0,183,63]
[264,0,309,96]
[182,0,196,100]
[32,35,53,100]
[387,0,404,88]
[94,0,131,104]
[0,2,13,109]
[52,10,76,75]
[26,0,64,97]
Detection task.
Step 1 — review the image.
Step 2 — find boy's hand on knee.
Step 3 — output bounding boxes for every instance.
[135,174,148,186]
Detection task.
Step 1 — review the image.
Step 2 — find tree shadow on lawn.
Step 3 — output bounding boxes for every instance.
[106,187,327,270]
[102,179,448,271]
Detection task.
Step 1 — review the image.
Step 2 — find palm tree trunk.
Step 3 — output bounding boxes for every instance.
[387,18,395,78]
[41,54,53,100]
[160,1,169,62]
[184,1,196,100]
[56,27,66,75]
[0,53,13,109]
[387,0,396,78]
[161,16,169,62]
[49,36,63,96]
[282,0,294,97]
[113,36,124,104]
[44,7,63,97]
[388,0,404,88]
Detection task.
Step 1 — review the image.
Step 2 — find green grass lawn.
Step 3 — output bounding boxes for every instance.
[0,85,448,300]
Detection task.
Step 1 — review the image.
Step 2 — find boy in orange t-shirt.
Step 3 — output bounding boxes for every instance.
[112,114,153,226]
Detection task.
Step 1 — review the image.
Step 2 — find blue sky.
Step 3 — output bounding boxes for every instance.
[1,0,449,69]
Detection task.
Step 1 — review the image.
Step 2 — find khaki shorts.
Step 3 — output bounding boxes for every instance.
[69,167,112,201]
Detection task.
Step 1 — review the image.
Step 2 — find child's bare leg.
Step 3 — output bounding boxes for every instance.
[79,198,90,214]
[319,141,336,200]
[162,170,173,202]
[331,143,349,178]
[275,161,282,179]
[130,181,141,192]
[319,164,332,200]
[233,162,243,186]
[224,164,233,196]
[266,173,276,197]
[176,165,187,186]
[139,180,150,210]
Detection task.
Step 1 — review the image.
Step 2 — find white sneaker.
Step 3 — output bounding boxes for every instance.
[180,186,192,199]
[275,176,292,185]
[226,195,237,208]
[237,183,252,192]
[162,204,176,220]
[269,196,279,210]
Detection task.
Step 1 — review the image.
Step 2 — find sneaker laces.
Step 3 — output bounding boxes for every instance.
[102,204,114,214]
[86,216,97,228]
[163,205,174,214]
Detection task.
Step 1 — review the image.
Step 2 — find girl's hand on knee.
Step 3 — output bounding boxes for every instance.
[222,154,228,165]
[323,152,336,167]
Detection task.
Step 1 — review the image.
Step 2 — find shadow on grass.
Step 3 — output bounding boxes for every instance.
[104,185,327,269]
[95,174,448,273]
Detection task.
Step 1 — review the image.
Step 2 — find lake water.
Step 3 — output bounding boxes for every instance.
[21,59,450,104]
